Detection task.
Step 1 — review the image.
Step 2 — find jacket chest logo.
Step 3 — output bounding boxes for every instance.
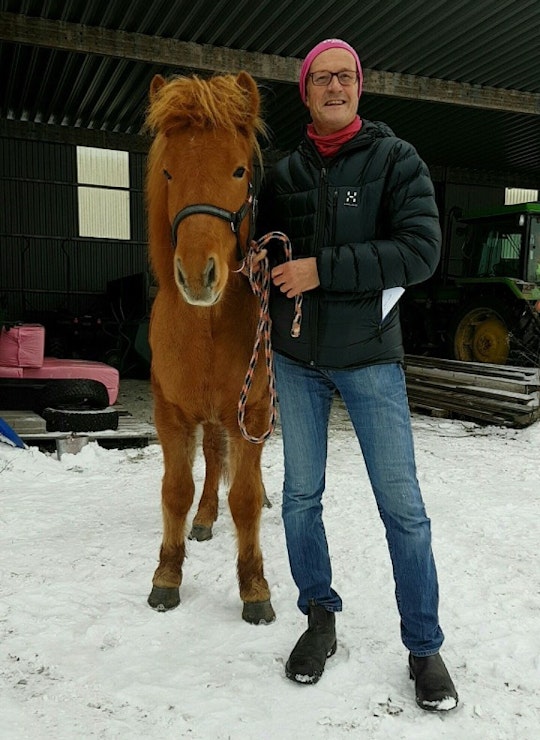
[344,190,358,207]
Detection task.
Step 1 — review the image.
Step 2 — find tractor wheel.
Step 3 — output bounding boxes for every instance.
[452,300,513,364]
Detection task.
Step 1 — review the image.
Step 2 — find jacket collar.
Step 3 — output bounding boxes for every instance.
[299,118,395,162]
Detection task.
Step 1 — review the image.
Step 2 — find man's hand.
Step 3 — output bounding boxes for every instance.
[249,246,267,273]
[271,257,320,297]
[238,242,267,277]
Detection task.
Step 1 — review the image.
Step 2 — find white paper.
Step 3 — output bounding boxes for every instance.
[381,286,405,320]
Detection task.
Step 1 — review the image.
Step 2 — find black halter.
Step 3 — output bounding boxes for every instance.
[170,182,255,263]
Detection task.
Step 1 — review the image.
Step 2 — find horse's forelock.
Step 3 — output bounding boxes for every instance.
[146,75,264,141]
[146,74,264,180]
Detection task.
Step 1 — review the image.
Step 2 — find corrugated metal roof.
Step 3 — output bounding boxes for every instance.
[1,0,539,179]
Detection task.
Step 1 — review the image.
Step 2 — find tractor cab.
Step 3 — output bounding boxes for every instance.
[459,202,540,295]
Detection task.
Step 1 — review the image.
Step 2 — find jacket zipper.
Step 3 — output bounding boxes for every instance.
[331,189,338,247]
[309,166,328,365]
[313,166,328,256]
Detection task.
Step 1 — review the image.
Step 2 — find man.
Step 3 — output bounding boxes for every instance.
[256,39,458,711]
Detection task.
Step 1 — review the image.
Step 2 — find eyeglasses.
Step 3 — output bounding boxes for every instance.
[308,70,358,87]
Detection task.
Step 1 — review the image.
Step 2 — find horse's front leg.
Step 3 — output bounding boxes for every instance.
[228,434,275,625]
[189,423,225,541]
[148,392,197,612]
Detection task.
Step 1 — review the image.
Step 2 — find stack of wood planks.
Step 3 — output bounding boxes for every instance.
[404,355,540,428]
[0,406,158,450]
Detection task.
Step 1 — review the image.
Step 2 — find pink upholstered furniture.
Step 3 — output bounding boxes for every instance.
[0,325,119,405]
[0,324,45,368]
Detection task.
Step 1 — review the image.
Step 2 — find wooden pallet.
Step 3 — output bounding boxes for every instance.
[404,355,540,427]
[0,408,158,450]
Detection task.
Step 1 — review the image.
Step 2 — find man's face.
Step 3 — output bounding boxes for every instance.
[305,48,359,135]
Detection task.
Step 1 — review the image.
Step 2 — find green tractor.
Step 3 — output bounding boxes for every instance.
[402,202,540,367]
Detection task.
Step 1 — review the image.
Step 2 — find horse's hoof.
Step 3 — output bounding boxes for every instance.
[188,524,213,541]
[148,586,180,611]
[242,600,276,625]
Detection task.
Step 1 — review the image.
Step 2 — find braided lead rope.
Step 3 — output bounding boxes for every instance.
[237,231,303,443]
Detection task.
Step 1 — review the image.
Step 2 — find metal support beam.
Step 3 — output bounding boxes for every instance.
[364,70,540,115]
[1,11,539,115]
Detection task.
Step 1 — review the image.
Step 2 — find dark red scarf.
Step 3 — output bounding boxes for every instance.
[307,115,362,157]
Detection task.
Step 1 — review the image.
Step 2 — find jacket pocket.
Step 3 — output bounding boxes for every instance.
[330,184,380,246]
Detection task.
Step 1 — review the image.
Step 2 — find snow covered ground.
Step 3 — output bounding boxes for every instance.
[1,379,539,739]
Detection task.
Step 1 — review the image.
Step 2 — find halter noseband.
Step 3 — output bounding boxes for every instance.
[170,182,255,263]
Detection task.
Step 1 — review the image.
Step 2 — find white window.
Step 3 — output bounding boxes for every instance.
[77,146,130,239]
[505,188,538,205]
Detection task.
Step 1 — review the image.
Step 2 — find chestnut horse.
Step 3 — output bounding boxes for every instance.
[145,71,275,624]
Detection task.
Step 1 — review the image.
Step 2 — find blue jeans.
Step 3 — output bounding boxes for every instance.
[274,353,444,657]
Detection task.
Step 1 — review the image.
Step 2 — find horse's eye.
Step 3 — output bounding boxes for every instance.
[233,167,246,178]
[163,169,172,180]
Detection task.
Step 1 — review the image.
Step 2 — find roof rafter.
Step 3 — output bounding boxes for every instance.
[1,10,539,116]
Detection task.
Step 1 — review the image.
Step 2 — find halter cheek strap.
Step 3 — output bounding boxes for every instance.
[170,182,254,263]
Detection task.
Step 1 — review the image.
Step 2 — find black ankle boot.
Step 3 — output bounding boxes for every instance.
[285,601,337,684]
[409,653,458,711]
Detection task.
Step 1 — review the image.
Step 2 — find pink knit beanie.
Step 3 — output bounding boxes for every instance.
[299,39,363,104]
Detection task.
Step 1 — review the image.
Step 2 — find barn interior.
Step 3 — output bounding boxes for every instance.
[1,0,539,376]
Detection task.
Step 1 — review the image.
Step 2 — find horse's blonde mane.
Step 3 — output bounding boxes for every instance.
[146,74,265,165]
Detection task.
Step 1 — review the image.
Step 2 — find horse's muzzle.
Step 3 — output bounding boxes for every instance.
[175,255,221,306]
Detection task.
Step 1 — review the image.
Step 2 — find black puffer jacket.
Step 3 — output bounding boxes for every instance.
[257,119,441,368]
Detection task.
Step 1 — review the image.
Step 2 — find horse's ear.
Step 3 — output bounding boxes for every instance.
[236,71,260,119]
[150,74,166,101]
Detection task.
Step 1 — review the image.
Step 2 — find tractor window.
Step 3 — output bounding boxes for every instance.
[464,217,522,278]
[528,217,540,283]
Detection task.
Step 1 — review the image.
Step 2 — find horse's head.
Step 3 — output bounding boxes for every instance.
[146,72,263,306]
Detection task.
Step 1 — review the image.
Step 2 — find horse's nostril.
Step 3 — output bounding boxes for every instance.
[175,260,186,286]
[205,257,216,287]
